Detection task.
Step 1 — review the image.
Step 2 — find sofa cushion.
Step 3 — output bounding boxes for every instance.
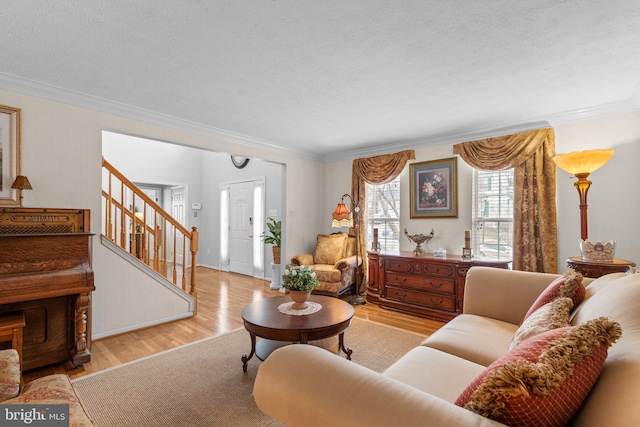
[311,264,342,283]
[523,268,585,321]
[422,314,518,366]
[313,233,348,265]
[568,273,640,427]
[455,317,622,427]
[509,297,572,350]
[383,346,486,403]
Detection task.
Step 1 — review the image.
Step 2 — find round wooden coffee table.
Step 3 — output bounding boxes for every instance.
[241,295,354,372]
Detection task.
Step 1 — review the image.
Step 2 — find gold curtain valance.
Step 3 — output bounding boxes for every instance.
[453,128,555,170]
[352,149,416,183]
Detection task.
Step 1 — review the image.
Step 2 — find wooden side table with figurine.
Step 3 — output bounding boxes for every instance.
[566,257,636,279]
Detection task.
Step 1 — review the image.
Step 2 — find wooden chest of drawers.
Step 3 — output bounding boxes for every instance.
[367,251,510,321]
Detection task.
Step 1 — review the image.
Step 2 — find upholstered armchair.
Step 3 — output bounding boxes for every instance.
[0,349,94,425]
[291,232,361,297]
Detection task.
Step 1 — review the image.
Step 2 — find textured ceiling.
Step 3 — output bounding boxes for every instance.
[1,1,639,161]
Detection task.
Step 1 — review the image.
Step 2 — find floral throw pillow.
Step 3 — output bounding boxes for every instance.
[509,297,573,350]
[455,317,622,427]
[523,268,585,321]
[313,233,348,265]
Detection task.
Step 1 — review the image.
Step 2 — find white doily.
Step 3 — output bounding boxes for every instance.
[277,301,323,316]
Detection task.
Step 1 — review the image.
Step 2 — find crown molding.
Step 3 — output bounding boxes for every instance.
[0,73,323,162]
[1,72,637,164]
[322,99,640,162]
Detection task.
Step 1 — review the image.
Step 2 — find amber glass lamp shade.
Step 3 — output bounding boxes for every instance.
[332,203,353,228]
[552,149,613,241]
[552,149,614,174]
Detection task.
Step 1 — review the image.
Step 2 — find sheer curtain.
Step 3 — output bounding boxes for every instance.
[351,149,416,294]
[453,128,558,273]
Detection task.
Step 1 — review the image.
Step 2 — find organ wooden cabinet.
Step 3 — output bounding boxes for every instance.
[0,208,94,370]
[367,251,510,321]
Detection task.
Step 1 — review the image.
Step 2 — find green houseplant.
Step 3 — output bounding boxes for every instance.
[261,217,282,264]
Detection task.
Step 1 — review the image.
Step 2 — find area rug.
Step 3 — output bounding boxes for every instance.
[72,318,426,427]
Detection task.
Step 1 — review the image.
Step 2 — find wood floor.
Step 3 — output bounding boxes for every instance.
[23,266,445,383]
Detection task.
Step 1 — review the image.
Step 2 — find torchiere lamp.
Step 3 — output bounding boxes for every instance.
[332,193,366,305]
[552,149,613,240]
[11,175,32,207]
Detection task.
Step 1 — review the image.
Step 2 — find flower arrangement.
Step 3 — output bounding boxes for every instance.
[282,265,319,291]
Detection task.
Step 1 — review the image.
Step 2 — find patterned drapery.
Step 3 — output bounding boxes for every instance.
[453,128,557,273]
[351,150,416,293]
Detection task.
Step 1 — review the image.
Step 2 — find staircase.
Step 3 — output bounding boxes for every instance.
[101,158,199,309]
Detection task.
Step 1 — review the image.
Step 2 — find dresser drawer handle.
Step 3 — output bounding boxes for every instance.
[394,291,407,299]
[428,298,443,306]
[393,275,407,283]
[428,281,443,289]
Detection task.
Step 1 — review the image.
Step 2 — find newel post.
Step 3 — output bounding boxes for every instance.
[190,226,199,313]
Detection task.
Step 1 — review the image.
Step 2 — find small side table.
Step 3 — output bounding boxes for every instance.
[566,257,636,279]
[0,312,26,369]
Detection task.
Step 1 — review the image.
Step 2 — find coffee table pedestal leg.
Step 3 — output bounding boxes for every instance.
[242,332,256,372]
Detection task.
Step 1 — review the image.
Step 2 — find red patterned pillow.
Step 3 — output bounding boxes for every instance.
[455,317,622,427]
[509,297,573,350]
[523,268,585,321]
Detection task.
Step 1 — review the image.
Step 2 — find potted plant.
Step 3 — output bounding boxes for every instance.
[282,265,319,309]
[261,217,282,264]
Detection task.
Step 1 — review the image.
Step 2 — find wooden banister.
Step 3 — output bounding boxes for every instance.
[101,158,198,309]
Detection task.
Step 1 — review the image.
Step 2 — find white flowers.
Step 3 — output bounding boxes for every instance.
[283,265,319,291]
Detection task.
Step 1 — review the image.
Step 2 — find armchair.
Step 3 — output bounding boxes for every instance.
[291,232,361,297]
[0,349,94,425]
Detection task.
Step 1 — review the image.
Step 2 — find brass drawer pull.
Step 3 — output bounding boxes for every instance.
[428,281,443,289]
[395,291,407,299]
[428,298,443,306]
[394,275,407,283]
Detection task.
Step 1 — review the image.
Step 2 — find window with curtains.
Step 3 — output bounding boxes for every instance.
[366,176,400,252]
[472,169,514,260]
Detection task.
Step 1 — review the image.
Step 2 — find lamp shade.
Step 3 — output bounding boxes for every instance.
[332,202,353,228]
[11,175,32,190]
[552,149,613,174]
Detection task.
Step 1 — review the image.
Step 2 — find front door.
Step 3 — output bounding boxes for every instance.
[229,182,254,276]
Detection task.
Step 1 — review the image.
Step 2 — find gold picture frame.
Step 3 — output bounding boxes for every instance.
[410,157,458,218]
[0,104,22,206]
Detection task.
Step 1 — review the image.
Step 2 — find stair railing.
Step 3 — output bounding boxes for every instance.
[101,158,199,305]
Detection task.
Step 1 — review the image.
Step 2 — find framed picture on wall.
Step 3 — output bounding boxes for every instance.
[0,104,22,206]
[410,157,458,218]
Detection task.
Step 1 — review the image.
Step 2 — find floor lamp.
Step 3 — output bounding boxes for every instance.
[552,149,613,240]
[332,193,366,305]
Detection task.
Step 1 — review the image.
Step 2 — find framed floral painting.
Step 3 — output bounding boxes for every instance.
[410,157,458,218]
[0,104,22,206]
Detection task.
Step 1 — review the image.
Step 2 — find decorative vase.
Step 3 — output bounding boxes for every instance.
[272,246,281,264]
[289,290,311,309]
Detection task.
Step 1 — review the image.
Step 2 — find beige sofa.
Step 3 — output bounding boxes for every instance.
[254,267,640,427]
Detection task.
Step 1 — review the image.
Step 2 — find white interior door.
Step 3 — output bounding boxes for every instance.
[229,182,254,276]
[172,186,186,265]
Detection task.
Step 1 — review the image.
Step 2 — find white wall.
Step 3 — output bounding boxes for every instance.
[2,88,323,337]
[323,111,640,273]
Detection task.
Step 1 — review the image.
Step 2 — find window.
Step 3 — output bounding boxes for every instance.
[472,169,514,260]
[367,176,400,252]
